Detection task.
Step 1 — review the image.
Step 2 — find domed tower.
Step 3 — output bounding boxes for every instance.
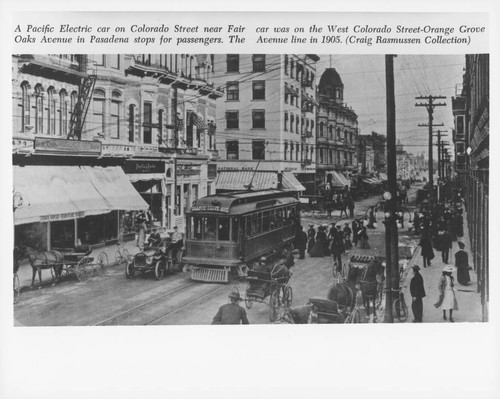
[318,68,344,103]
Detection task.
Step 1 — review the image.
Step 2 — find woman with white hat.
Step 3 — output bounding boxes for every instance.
[434,265,459,322]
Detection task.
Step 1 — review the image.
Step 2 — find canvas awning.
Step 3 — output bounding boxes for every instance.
[379,173,388,181]
[329,171,350,187]
[83,166,149,211]
[13,165,111,225]
[215,170,305,192]
[13,165,149,225]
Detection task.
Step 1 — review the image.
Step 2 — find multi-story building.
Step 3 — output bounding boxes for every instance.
[12,53,221,250]
[212,54,318,194]
[358,131,387,174]
[452,86,467,172]
[455,54,489,321]
[316,68,358,189]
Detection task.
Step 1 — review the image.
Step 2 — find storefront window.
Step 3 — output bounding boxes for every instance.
[78,215,104,246]
[15,222,48,252]
[52,219,75,248]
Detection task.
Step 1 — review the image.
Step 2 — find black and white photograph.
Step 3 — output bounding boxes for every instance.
[11,53,489,326]
[2,4,499,399]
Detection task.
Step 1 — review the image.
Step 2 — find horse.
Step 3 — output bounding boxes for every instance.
[326,266,359,310]
[24,247,64,288]
[357,261,382,319]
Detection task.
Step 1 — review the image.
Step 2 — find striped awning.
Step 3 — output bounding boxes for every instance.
[189,111,207,129]
[215,170,305,192]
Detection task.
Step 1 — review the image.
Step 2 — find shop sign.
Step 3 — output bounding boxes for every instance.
[191,205,229,213]
[34,137,102,155]
[176,162,200,176]
[124,161,165,174]
[40,211,85,222]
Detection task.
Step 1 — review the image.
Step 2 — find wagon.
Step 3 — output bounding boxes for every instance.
[58,246,109,282]
[243,263,293,322]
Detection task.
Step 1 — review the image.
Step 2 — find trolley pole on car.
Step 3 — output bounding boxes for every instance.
[384,54,399,323]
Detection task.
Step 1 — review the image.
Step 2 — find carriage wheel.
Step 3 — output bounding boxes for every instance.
[125,261,135,279]
[115,250,124,265]
[283,286,293,308]
[76,258,91,282]
[13,273,21,304]
[96,252,109,276]
[392,298,408,322]
[155,261,165,280]
[269,290,280,322]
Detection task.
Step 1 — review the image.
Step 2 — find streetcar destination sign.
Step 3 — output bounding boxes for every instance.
[191,205,230,213]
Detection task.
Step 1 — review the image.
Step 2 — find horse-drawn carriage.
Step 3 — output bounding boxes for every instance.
[244,263,293,322]
[280,256,383,324]
[125,237,183,280]
[25,246,109,288]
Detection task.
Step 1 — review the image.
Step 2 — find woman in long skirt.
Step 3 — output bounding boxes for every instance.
[358,226,370,249]
[434,266,459,322]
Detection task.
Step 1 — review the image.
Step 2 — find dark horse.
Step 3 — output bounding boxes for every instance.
[24,247,64,288]
[327,261,383,320]
[327,266,359,310]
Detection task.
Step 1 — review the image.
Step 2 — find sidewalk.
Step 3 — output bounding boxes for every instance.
[401,207,483,323]
[16,239,141,290]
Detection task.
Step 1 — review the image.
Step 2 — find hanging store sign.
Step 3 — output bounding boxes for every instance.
[124,161,165,174]
[176,161,201,176]
[34,137,102,155]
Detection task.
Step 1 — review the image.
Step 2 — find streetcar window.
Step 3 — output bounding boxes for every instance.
[276,208,284,228]
[231,218,240,242]
[270,210,276,230]
[192,217,203,240]
[204,217,217,241]
[245,216,251,237]
[251,213,259,236]
[218,218,230,241]
[262,211,270,232]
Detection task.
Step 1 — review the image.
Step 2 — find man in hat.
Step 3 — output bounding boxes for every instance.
[409,265,426,322]
[439,229,452,264]
[171,226,184,259]
[212,291,249,325]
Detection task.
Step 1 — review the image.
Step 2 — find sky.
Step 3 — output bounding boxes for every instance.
[316,54,466,159]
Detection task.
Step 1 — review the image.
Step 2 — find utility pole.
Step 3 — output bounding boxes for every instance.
[433,130,447,202]
[415,96,446,208]
[384,54,398,323]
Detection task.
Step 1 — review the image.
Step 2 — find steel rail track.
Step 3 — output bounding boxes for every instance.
[95,281,200,326]
[145,284,229,325]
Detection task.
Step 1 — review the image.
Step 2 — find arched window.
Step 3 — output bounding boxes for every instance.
[290,114,294,133]
[20,82,30,132]
[59,90,68,136]
[328,125,333,139]
[128,104,136,143]
[319,121,324,137]
[110,90,121,139]
[34,84,44,134]
[284,142,288,161]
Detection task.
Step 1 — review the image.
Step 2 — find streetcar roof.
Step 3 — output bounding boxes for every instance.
[187,189,299,216]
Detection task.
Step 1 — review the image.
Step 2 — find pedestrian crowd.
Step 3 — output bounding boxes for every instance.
[409,197,471,323]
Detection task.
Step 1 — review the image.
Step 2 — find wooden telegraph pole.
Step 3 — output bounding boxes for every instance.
[415,96,446,208]
[384,54,398,323]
